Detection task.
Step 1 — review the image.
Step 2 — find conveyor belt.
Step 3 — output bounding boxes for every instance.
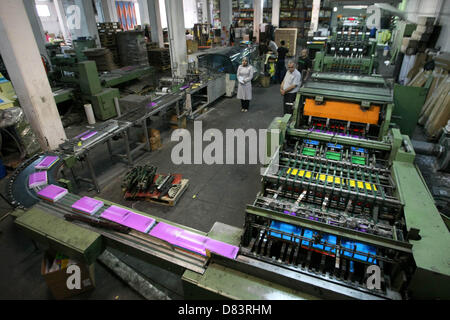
[8,153,64,209]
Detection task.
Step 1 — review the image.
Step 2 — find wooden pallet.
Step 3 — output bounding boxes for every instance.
[124,175,189,206]
[145,178,189,206]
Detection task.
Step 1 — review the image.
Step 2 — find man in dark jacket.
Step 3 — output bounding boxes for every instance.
[276,40,289,83]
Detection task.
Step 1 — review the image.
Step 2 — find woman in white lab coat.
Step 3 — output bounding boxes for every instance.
[236,57,254,112]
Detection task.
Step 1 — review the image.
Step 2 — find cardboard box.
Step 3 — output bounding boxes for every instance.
[186,40,198,54]
[41,252,95,300]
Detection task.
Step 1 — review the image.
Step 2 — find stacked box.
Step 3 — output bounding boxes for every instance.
[274,28,298,57]
[83,48,118,72]
[147,47,171,71]
[116,31,150,67]
[410,16,438,53]
[97,22,122,65]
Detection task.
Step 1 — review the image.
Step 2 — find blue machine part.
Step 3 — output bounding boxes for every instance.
[269,222,377,263]
[301,229,337,253]
[341,239,377,263]
[304,139,319,146]
[269,221,302,242]
[351,146,367,153]
[327,143,343,149]
[349,260,355,273]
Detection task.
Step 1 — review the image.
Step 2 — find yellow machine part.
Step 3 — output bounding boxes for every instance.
[286,167,377,191]
[304,98,381,125]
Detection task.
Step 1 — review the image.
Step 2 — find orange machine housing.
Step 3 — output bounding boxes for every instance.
[303,98,380,125]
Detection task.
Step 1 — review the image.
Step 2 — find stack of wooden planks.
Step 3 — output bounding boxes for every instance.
[417,67,450,139]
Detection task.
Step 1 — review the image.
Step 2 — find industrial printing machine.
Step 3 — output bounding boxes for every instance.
[314,20,377,75]
[240,72,450,299]
[5,70,450,300]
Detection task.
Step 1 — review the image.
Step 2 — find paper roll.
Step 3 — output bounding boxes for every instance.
[84,104,96,125]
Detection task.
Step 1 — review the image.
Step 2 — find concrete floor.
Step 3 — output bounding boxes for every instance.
[0,83,282,300]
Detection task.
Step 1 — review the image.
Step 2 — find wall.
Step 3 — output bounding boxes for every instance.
[35,0,63,36]
[404,0,443,23]
[436,0,450,52]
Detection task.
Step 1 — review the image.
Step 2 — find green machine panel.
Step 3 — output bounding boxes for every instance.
[87,88,120,121]
[14,207,103,265]
[392,84,428,137]
[78,61,102,95]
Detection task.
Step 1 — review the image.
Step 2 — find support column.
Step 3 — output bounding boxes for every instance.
[253,0,263,43]
[272,0,280,27]
[82,0,101,47]
[199,0,208,23]
[23,0,50,64]
[219,0,232,28]
[310,0,321,35]
[0,0,67,150]
[138,0,150,25]
[165,0,188,77]
[101,0,118,22]
[54,0,71,42]
[206,0,212,25]
[148,0,164,47]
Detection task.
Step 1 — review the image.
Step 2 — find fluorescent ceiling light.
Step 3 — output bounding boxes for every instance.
[343,5,368,9]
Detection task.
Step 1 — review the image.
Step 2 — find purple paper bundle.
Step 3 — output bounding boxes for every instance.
[71,196,104,215]
[28,171,48,188]
[149,222,239,259]
[101,205,155,233]
[35,156,59,170]
[80,131,98,141]
[36,184,68,202]
[75,130,90,139]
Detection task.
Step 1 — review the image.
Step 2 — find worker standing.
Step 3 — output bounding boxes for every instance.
[230,24,235,46]
[280,61,301,114]
[297,49,312,84]
[237,57,254,112]
[268,39,278,53]
[276,40,289,83]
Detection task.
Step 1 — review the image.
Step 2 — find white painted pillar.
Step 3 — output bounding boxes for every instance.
[82,0,101,47]
[200,0,208,23]
[148,0,164,47]
[206,0,212,25]
[253,0,263,43]
[165,0,188,77]
[54,0,72,42]
[138,0,150,25]
[0,0,67,150]
[100,0,118,22]
[310,0,321,34]
[219,0,232,28]
[272,0,280,27]
[23,0,50,63]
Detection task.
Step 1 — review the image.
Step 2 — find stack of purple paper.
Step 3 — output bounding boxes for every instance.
[35,156,59,170]
[36,184,68,202]
[80,131,98,141]
[101,205,156,233]
[28,171,48,188]
[149,222,239,259]
[75,130,90,139]
[71,196,104,216]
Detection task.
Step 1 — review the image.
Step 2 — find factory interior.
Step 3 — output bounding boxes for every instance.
[0,0,449,302]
